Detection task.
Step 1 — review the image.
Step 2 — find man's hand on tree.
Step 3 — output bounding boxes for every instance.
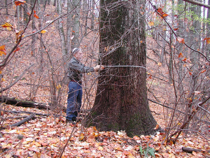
[94,65,105,72]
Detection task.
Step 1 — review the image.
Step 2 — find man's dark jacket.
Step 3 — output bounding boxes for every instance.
[67,57,94,83]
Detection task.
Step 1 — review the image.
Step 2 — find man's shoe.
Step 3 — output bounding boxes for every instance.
[72,117,77,121]
[66,119,76,125]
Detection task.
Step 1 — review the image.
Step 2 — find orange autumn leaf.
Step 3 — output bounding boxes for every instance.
[34,11,39,19]
[1,22,12,28]
[162,13,168,17]
[14,47,20,52]
[148,21,154,26]
[40,30,47,34]
[79,133,85,141]
[177,37,185,44]
[0,45,6,56]
[156,8,168,18]
[15,0,26,6]
[178,52,183,58]
[189,71,192,75]
[34,14,39,19]
[204,37,210,44]
[182,58,187,62]
[158,62,162,66]
[200,69,206,73]
[154,124,160,130]
[149,74,152,79]
[157,8,164,14]
[1,22,13,30]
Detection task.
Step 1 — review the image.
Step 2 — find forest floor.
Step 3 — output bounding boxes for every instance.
[0,102,209,158]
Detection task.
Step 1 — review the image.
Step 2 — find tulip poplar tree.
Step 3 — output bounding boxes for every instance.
[85,0,158,136]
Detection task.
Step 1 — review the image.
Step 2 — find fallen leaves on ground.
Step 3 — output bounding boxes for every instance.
[0,105,209,158]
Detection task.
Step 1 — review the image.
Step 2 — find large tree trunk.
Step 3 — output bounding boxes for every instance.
[85,0,157,136]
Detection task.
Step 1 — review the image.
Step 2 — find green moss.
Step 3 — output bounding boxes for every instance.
[91,111,98,117]
[126,113,143,137]
[108,122,119,131]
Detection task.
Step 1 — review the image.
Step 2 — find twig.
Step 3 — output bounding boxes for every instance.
[58,124,78,158]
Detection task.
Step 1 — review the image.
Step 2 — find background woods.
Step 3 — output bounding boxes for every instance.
[0,0,210,157]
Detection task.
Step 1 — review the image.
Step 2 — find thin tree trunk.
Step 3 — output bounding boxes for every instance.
[31,0,36,54]
[66,0,72,54]
[71,0,80,48]
[17,6,20,30]
[24,1,29,24]
[57,0,67,55]
[91,0,95,30]
[5,0,8,15]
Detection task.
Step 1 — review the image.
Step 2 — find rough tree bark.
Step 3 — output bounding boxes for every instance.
[85,0,157,136]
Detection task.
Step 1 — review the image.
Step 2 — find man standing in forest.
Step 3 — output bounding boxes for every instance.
[66,48,104,124]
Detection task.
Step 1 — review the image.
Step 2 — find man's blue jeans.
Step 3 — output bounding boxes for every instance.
[66,81,82,121]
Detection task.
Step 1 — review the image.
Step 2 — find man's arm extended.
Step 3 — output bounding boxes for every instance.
[69,58,104,73]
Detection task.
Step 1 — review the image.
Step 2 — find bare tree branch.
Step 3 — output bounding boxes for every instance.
[183,0,210,9]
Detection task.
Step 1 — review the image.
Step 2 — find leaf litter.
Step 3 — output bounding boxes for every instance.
[0,104,209,158]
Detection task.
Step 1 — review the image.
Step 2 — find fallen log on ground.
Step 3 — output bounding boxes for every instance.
[10,114,35,127]
[3,110,49,116]
[1,115,28,120]
[0,95,68,113]
[182,147,203,153]
[0,113,37,130]
[0,95,49,110]
[0,95,93,115]
[2,110,66,118]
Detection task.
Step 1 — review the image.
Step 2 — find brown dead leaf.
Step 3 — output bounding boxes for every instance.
[79,133,85,141]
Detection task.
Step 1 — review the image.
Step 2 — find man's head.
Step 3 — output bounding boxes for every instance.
[72,48,83,60]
